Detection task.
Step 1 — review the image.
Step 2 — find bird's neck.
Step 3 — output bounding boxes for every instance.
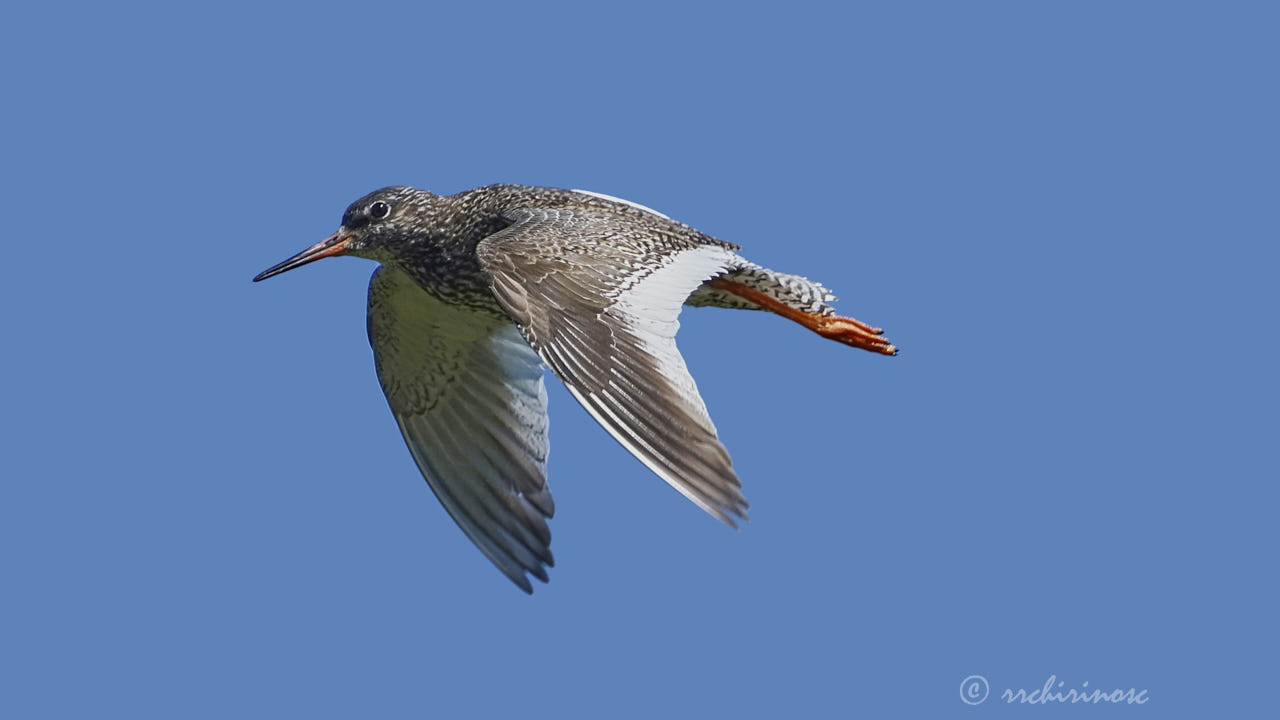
[390,230,505,314]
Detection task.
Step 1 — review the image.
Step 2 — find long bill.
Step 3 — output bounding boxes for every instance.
[252,233,352,282]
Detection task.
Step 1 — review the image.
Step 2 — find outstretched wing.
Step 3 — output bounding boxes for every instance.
[476,208,748,525]
[367,266,553,593]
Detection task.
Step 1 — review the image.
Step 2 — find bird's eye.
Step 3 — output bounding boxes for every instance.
[369,201,392,220]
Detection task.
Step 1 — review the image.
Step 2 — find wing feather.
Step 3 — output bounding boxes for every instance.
[368,266,553,593]
[477,208,749,525]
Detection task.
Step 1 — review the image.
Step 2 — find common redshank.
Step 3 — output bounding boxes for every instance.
[253,184,896,593]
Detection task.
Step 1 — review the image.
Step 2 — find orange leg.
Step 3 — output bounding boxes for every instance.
[707,278,898,356]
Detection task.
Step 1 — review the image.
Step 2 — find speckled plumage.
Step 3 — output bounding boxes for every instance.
[253,183,896,593]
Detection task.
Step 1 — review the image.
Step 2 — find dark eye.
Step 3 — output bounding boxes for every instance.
[369,201,391,220]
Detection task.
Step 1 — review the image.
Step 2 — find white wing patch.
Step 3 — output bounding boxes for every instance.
[571,189,671,219]
[607,244,735,426]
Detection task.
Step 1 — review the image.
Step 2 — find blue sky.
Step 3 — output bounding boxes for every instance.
[2,2,1274,717]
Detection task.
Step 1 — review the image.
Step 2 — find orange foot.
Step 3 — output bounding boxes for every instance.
[707,278,898,356]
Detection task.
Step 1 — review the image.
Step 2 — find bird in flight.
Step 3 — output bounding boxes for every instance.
[254,184,896,592]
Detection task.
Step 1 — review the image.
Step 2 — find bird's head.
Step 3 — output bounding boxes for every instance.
[253,186,440,282]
